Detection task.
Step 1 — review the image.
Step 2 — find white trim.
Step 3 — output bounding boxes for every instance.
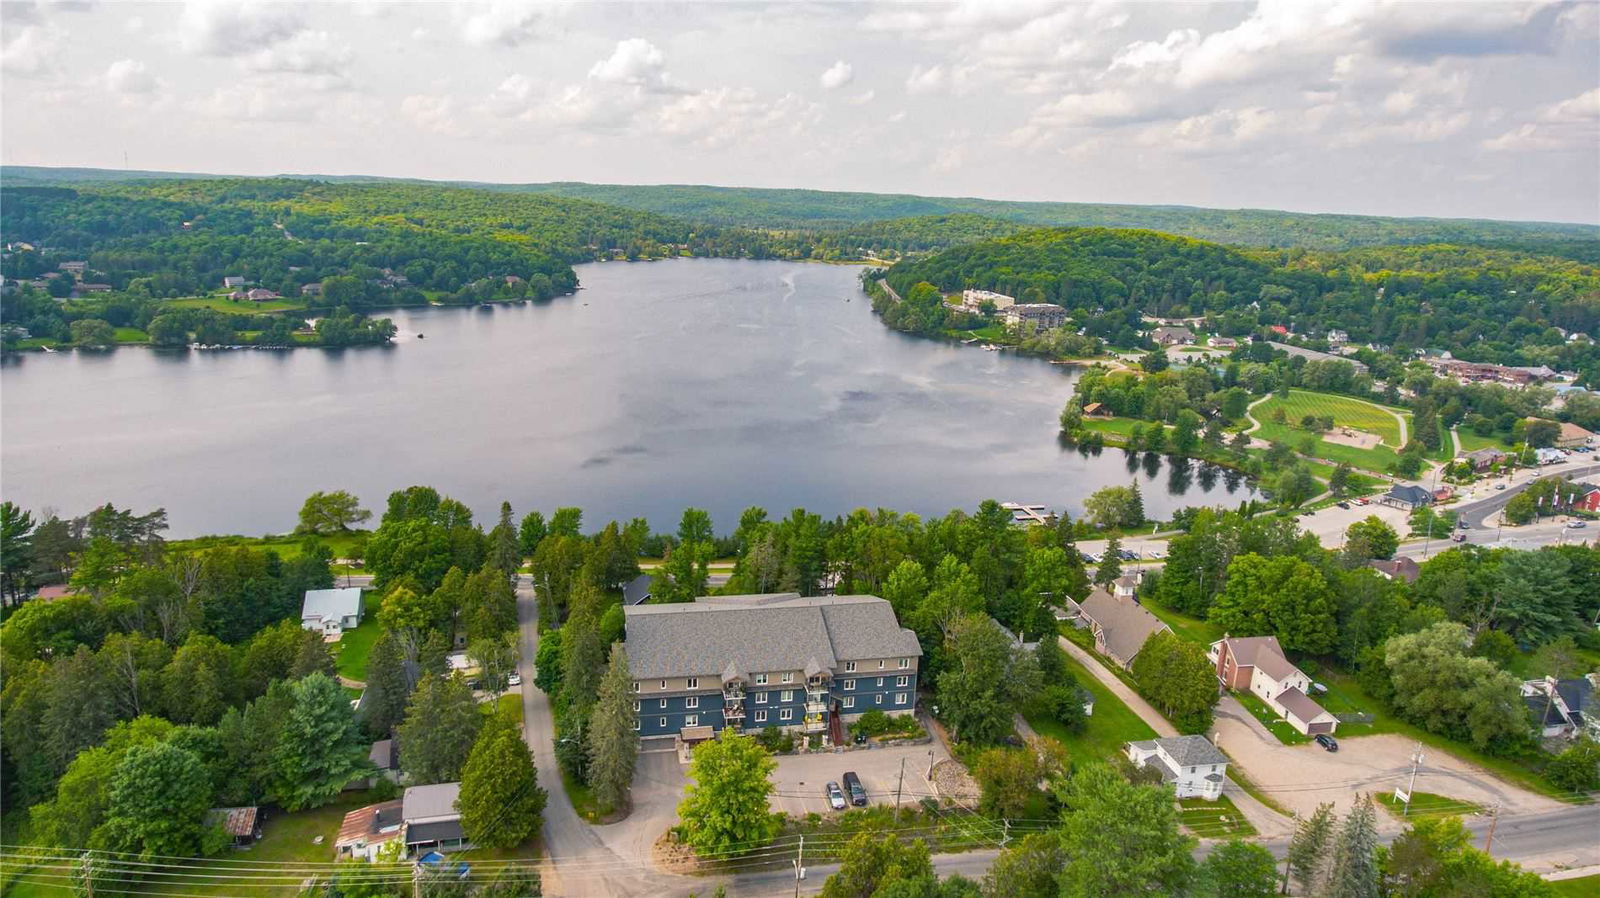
[685,696,699,709]
[755,692,768,704]
[895,692,907,705]
[843,679,855,691]
[686,677,699,689]
[685,714,699,727]
[755,710,768,723]
[895,676,909,687]
[844,696,855,709]
[779,708,793,721]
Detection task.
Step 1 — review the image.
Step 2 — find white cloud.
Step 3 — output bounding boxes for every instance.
[1484,87,1600,152]
[177,0,306,56]
[929,142,967,174]
[243,30,351,80]
[905,64,945,94]
[457,0,554,48]
[104,58,156,94]
[819,60,853,90]
[401,94,457,135]
[0,24,62,76]
[194,81,318,123]
[588,38,673,92]
[847,89,876,106]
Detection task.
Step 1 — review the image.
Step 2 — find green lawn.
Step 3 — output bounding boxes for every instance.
[1256,390,1407,446]
[1138,596,1224,646]
[1550,874,1600,896]
[1234,691,1312,745]
[1178,795,1258,838]
[333,619,382,683]
[168,530,369,561]
[1079,416,1147,440]
[166,296,308,315]
[1376,790,1484,821]
[1025,640,1157,764]
[113,327,149,343]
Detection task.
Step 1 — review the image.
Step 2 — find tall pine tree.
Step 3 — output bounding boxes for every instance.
[587,648,639,813]
[1322,795,1380,898]
[459,707,545,850]
[270,672,371,810]
[1287,802,1335,895]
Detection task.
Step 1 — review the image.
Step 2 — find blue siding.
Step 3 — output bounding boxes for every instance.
[634,672,918,738]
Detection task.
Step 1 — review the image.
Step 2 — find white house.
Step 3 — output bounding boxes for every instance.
[1210,635,1338,736]
[301,587,364,639]
[1125,735,1228,800]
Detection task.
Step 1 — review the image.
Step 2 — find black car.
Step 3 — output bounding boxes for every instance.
[842,771,867,806]
[1336,501,1350,509]
[1314,733,1339,752]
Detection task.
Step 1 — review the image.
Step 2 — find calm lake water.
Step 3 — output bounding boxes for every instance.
[1,259,1255,537]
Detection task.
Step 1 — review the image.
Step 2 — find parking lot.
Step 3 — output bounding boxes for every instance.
[768,740,949,817]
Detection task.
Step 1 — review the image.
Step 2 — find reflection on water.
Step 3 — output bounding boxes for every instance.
[2,259,1257,535]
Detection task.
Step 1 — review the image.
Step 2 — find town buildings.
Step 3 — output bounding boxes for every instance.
[1555,422,1595,450]
[1378,484,1434,510]
[1125,736,1229,800]
[1210,636,1338,736]
[1267,341,1370,374]
[621,593,921,743]
[1522,674,1599,740]
[1001,303,1069,331]
[954,289,1015,312]
[1150,326,1196,346]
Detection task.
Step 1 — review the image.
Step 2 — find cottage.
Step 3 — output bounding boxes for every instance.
[1125,736,1229,799]
[222,276,248,288]
[336,800,404,861]
[402,782,470,854]
[1081,402,1108,418]
[1066,579,1171,670]
[1522,674,1599,740]
[207,806,262,846]
[622,593,921,744]
[1150,326,1195,346]
[1459,447,1507,472]
[301,587,364,639]
[33,584,78,602]
[1208,336,1238,350]
[229,290,249,301]
[1368,556,1421,584]
[1210,636,1338,736]
[246,288,281,301]
[1327,329,1350,346]
[1571,483,1600,514]
[1378,484,1433,510]
[1555,422,1595,450]
[301,282,323,297]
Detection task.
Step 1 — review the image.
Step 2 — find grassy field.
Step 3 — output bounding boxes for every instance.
[333,619,382,683]
[1079,416,1148,440]
[168,530,370,561]
[1550,875,1600,896]
[113,327,149,343]
[1138,596,1223,646]
[1025,641,1157,764]
[1178,795,1258,838]
[1454,429,1513,452]
[166,296,308,315]
[1376,790,1484,821]
[1253,390,1412,473]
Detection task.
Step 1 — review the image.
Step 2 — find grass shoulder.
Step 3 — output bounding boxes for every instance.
[1375,790,1484,821]
[1178,794,1258,838]
[1025,639,1157,764]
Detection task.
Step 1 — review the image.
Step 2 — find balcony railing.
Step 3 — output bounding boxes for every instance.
[724,702,746,718]
[803,714,827,732]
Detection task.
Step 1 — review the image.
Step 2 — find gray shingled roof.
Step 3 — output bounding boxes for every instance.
[1077,587,1171,665]
[1216,635,1300,682]
[623,594,920,681]
[1156,735,1228,767]
[1276,687,1333,725]
[402,782,460,823]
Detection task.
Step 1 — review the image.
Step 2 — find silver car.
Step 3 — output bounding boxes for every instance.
[826,781,847,811]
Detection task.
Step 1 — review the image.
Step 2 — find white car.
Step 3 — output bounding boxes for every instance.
[507,673,522,686]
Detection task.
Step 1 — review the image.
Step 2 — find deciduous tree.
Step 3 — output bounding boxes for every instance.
[676,732,779,857]
[1056,763,1194,897]
[296,491,371,535]
[271,672,371,810]
[398,674,482,784]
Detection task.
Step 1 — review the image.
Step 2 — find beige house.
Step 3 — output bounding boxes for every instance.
[1209,635,1337,736]
[1064,576,1171,669]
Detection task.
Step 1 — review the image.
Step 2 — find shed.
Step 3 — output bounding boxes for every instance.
[207,806,262,846]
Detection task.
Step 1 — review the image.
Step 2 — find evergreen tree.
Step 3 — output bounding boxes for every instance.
[588,648,640,813]
[362,629,412,738]
[561,592,605,709]
[459,708,545,850]
[1287,802,1336,896]
[1322,795,1380,898]
[489,502,522,583]
[271,672,371,810]
[518,510,547,557]
[397,674,482,784]
[1094,536,1123,587]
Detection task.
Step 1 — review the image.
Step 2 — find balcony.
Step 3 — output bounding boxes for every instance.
[723,687,746,702]
[724,702,746,719]
[803,713,827,733]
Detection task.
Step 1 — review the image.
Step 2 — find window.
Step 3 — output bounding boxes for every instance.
[781,673,793,684]
[632,681,640,692]
[843,696,855,709]
[754,673,768,685]
[878,660,885,669]
[659,698,667,709]
[632,701,640,712]
[843,679,855,691]
[685,696,699,709]
[659,718,667,728]
[845,661,857,673]
[685,715,699,727]
[899,658,910,669]
[876,678,884,687]
[755,710,767,723]
[755,692,768,704]
[895,693,907,705]
[660,680,668,690]
[632,718,640,730]
[686,677,699,690]
[896,676,909,687]
[780,690,794,702]
[874,694,882,704]
[779,708,793,721]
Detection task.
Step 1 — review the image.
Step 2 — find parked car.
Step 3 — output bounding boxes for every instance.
[1567,521,1588,529]
[842,771,867,806]
[1314,733,1339,752]
[1355,497,1369,505]
[1118,549,1138,561]
[1451,532,1467,542]
[1457,520,1469,529]
[507,673,522,687]
[1336,501,1350,509]
[826,781,847,811]
[1496,483,1507,490]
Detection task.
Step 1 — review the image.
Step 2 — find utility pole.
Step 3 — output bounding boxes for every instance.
[793,834,805,898]
[895,757,906,808]
[1001,818,1011,847]
[1401,742,1423,816]
[1483,804,1501,855]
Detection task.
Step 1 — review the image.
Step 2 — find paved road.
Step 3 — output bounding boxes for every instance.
[1453,460,1600,528]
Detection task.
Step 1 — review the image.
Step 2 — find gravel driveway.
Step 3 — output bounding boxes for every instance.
[1211,695,1563,821]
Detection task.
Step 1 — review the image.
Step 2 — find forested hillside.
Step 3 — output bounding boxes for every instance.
[510,181,1599,252]
[882,227,1600,373]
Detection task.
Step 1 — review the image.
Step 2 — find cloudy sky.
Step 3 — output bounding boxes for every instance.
[2,0,1597,223]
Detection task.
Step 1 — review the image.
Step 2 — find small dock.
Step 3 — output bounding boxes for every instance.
[1002,502,1055,526]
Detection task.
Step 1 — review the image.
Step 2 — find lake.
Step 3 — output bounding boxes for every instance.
[0,259,1255,537]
